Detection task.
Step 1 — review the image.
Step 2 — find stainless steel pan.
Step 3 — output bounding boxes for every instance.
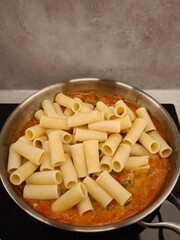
[0,78,179,233]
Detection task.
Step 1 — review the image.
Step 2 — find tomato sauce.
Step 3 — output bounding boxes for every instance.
[15,90,171,227]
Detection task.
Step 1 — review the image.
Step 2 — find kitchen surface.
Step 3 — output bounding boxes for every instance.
[0,1,180,240]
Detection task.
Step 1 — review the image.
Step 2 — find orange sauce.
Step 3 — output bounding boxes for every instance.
[15,90,171,227]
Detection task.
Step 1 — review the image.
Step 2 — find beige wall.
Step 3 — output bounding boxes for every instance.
[0,0,180,89]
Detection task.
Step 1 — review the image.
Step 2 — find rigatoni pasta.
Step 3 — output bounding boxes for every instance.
[74,128,107,142]
[60,154,78,189]
[10,161,39,185]
[23,184,60,200]
[63,107,74,116]
[34,109,45,121]
[33,135,48,148]
[51,182,87,213]
[53,102,64,115]
[83,176,113,208]
[59,130,72,144]
[83,140,101,175]
[13,140,45,165]
[40,140,54,171]
[124,156,149,169]
[71,143,88,178]
[40,115,70,130]
[88,120,121,133]
[136,107,156,132]
[117,115,132,130]
[41,99,56,115]
[139,131,160,154]
[149,130,173,158]
[7,143,22,174]
[114,99,136,121]
[55,92,81,113]
[77,196,94,215]
[48,130,66,167]
[26,170,62,185]
[100,155,113,172]
[96,171,132,207]
[112,143,131,172]
[18,136,32,144]
[75,97,94,113]
[101,133,122,156]
[130,143,153,157]
[96,101,114,120]
[123,118,147,146]
[68,110,101,127]
[25,124,46,141]
[114,104,127,118]
[6,89,173,226]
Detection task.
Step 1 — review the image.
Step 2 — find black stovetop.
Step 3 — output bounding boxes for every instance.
[0,103,179,240]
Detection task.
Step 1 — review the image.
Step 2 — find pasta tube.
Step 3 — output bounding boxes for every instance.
[96,101,114,120]
[68,110,100,128]
[74,128,107,142]
[63,143,72,155]
[83,176,113,208]
[75,98,94,113]
[71,143,88,178]
[100,155,113,172]
[47,130,72,144]
[40,115,70,130]
[33,135,48,148]
[7,143,22,174]
[136,107,156,132]
[123,118,147,146]
[25,124,46,141]
[34,109,45,121]
[46,113,68,119]
[130,143,153,157]
[60,130,72,144]
[13,140,45,165]
[101,133,122,156]
[51,182,87,213]
[64,107,74,116]
[88,120,121,133]
[149,130,173,158]
[96,171,132,206]
[118,115,132,130]
[55,92,81,112]
[10,161,39,185]
[77,196,94,215]
[23,184,60,200]
[60,154,78,189]
[139,132,160,154]
[40,140,53,171]
[112,143,131,172]
[48,131,66,167]
[41,99,56,115]
[114,104,127,118]
[18,136,32,145]
[26,170,62,185]
[114,100,136,121]
[124,156,149,169]
[98,142,104,158]
[53,102,64,115]
[74,97,94,109]
[83,140,101,175]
